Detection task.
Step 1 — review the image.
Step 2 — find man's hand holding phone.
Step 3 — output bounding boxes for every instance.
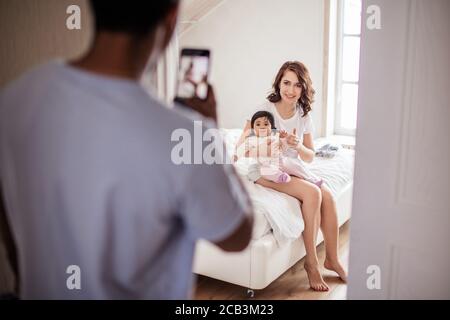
[175,84,217,122]
[174,48,216,121]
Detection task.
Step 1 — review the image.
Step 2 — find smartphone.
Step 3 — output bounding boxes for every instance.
[175,48,210,100]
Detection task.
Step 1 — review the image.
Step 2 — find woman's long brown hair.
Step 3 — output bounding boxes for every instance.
[267,61,315,117]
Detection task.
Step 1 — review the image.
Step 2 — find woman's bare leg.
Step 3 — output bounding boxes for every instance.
[256,177,329,291]
[320,185,347,282]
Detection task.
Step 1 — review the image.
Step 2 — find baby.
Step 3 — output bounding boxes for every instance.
[238,111,323,187]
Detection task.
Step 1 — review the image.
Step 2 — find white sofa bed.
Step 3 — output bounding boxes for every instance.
[193,129,354,295]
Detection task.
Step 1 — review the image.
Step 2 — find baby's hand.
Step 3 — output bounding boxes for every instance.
[279,130,288,139]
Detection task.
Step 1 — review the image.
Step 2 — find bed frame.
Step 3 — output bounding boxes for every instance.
[192,182,353,297]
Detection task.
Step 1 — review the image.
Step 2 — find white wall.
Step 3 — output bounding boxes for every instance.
[0,0,92,87]
[180,0,325,134]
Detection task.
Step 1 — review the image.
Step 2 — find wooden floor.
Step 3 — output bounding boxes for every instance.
[194,221,350,300]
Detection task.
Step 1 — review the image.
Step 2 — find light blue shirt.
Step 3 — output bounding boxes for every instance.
[0,61,249,299]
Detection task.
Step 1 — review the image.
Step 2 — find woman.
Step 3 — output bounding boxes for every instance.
[236,61,347,291]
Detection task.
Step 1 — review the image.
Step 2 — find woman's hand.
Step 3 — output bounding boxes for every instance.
[299,133,316,163]
[286,128,300,147]
[279,130,288,139]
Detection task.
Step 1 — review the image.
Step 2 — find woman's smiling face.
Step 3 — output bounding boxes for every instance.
[279,70,302,104]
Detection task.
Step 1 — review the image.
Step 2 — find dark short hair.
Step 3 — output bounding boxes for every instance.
[90,0,179,35]
[251,111,276,129]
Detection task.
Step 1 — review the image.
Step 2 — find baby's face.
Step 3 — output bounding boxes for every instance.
[253,117,272,137]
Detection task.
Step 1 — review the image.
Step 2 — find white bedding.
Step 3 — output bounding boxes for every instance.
[220,129,354,245]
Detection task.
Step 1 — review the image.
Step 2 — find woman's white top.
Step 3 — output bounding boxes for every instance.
[248,101,314,143]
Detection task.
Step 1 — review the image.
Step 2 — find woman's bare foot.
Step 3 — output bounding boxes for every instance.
[304,261,329,291]
[324,258,347,282]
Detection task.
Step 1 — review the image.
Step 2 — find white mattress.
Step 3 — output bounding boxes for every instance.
[220,129,355,243]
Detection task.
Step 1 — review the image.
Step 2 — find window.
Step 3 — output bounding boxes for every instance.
[334,0,362,136]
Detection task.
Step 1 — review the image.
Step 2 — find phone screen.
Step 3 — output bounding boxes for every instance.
[176,49,210,100]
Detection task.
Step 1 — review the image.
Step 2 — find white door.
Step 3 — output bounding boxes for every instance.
[348,0,450,299]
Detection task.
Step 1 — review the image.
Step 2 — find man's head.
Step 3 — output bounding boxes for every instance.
[90,1,180,36]
[86,1,180,77]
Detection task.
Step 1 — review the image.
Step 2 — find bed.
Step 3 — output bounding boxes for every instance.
[192,129,355,295]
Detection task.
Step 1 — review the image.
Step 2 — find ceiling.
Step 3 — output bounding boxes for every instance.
[177,0,226,35]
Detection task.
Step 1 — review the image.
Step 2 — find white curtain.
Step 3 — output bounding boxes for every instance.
[141,35,180,108]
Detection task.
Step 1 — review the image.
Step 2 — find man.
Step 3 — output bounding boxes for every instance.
[0,1,253,299]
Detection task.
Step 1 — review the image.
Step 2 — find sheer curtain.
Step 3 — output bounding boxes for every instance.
[141,35,180,107]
